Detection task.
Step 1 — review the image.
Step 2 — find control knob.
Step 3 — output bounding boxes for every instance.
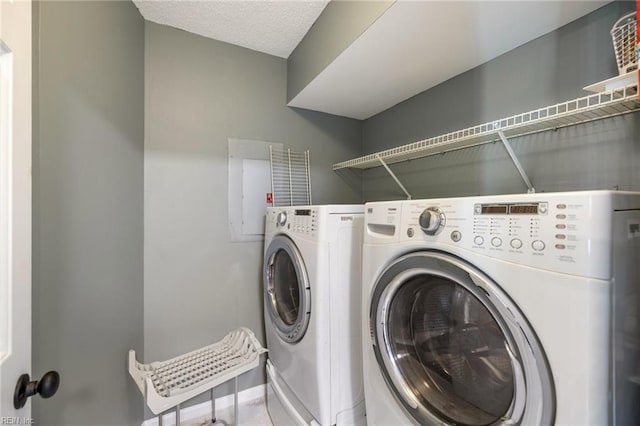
[276,211,287,227]
[419,207,445,235]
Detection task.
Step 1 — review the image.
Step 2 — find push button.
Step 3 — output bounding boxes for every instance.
[450,231,462,242]
[474,236,484,246]
[532,240,546,251]
[491,237,503,247]
[510,239,523,249]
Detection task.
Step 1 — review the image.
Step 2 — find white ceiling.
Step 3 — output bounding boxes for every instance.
[133,0,329,58]
[134,0,610,120]
[289,0,610,119]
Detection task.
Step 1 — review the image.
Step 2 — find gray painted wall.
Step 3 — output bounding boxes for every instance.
[362,1,639,201]
[144,21,361,409]
[32,2,144,425]
[287,0,394,103]
[29,2,638,424]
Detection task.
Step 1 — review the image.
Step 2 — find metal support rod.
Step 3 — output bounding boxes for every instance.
[376,154,412,200]
[287,149,293,206]
[497,130,535,194]
[269,145,276,207]
[176,404,181,425]
[305,150,312,205]
[211,388,216,424]
[158,412,164,426]
[234,377,238,426]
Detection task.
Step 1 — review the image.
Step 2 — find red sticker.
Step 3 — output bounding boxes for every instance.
[266,192,273,203]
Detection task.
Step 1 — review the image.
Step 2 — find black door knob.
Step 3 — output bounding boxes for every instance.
[13,371,60,409]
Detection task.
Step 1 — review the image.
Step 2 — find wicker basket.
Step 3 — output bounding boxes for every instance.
[611,12,637,75]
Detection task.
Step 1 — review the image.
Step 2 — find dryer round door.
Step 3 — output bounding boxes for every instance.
[370,251,555,426]
[264,236,311,343]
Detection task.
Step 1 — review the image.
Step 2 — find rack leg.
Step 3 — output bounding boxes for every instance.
[176,404,181,426]
[211,388,216,424]
[234,377,238,426]
[158,412,163,426]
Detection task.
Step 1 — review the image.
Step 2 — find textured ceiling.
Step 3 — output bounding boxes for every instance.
[134,0,612,120]
[133,0,329,58]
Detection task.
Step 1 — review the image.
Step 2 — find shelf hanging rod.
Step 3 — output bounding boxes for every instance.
[497,130,535,194]
[376,154,412,200]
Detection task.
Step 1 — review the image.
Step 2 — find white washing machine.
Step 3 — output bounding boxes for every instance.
[263,205,366,425]
[362,191,640,425]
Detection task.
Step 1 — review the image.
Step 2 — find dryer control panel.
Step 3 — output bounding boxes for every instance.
[265,207,318,237]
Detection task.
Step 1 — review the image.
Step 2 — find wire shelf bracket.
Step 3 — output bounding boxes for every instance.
[497,130,535,194]
[376,154,412,200]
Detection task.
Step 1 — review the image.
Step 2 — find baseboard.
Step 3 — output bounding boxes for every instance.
[142,384,267,426]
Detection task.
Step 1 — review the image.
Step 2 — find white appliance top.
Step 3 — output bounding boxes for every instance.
[364,191,640,280]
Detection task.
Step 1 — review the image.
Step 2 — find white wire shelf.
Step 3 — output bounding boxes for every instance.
[333,83,640,170]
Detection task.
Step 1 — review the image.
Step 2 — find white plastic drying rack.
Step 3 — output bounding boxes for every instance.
[128,327,267,425]
[333,83,640,198]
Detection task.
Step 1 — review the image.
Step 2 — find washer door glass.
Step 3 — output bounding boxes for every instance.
[389,276,512,425]
[371,251,555,426]
[264,236,311,343]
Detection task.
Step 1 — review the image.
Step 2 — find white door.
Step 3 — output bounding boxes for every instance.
[0,0,32,419]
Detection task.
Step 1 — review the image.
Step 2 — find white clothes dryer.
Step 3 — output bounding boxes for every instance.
[362,191,640,425]
[263,205,366,426]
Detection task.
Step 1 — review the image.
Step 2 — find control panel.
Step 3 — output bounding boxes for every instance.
[364,192,635,280]
[265,207,318,236]
[471,201,551,254]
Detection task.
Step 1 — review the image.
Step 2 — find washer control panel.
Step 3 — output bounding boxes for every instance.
[471,201,551,254]
[372,191,632,279]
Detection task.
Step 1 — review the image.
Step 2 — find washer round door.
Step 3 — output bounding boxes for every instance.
[264,236,311,343]
[370,251,555,426]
